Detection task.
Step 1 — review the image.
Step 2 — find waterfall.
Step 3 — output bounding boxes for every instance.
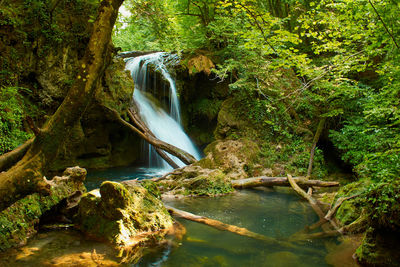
[125,52,201,171]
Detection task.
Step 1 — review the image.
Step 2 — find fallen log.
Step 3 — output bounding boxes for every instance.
[324,194,360,221]
[0,138,33,172]
[108,108,196,165]
[287,174,340,232]
[117,51,161,59]
[166,205,324,255]
[127,108,179,169]
[231,176,339,189]
[289,214,368,242]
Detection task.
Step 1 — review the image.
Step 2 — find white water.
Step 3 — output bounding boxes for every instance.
[125,52,201,171]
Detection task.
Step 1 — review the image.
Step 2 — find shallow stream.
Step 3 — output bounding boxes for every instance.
[0,167,359,266]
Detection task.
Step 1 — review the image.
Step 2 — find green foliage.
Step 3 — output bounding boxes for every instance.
[364,180,400,230]
[0,86,32,154]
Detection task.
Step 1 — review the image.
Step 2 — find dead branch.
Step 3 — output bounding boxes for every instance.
[108,108,196,165]
[287,174,340,232]
[127,108,179,169]
[165,205,324,255]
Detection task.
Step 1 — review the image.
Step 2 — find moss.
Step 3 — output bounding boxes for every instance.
[334,180,368,225]
[0,167,86,251]
[356,227,400,267]
[141,180,161,199]
[75,181,173,247]
[185,173,234,196]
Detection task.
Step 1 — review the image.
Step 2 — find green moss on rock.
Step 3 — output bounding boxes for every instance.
[0,166,86,251]
[356,227,400,267]
[334,180,369,225]
[75,181,173,248]
[196,138,261,179]
[158,166,234,197]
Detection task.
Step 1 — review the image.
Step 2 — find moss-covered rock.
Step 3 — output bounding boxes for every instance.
[158,165,234,197]
[356,227,400,267]
[196,138,261,179]
[75,180,173,249]
[0,166,87,251]
[334,180,369,225]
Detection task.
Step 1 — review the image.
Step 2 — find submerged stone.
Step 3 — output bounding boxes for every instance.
[75,180,173,249]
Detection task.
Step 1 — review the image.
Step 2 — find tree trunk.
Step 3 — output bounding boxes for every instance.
[307,117,326,178]
[117,51,161,59]
[166,205,324,255]
[127,108,179,169]
[107,107,197,165]
[0,138,33,172]
[231,176,339,189]
[0,0,124,211]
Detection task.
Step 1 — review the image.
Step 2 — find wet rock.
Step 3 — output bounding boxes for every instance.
[49,58,139,171]
[196,138,260,179]
[158,165,233,198]
[356,227,400,267]
[0,167,87,251]
[75,181,173,249]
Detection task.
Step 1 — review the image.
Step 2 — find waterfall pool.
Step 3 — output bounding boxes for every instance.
[0,167,360,267]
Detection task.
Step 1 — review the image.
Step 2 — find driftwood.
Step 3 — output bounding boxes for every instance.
[324,194,360,221]
[166,205,277,243]
[117,51,161,59]
[231,176,339,189]
[0,138,33,172]
[108,108,196,166]
[290,214,367,242]
[166,205,324,255]
[287,174,341,232]
[127,108,179,169]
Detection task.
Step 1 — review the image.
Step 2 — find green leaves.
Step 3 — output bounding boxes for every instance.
[0,86,32,154]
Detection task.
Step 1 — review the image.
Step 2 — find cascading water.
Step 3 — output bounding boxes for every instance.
[125,52,201,171]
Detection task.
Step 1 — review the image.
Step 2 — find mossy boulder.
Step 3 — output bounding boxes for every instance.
[214,98,255,140]
[158,165,234,197]
[0,166,87,251]
[334,180,369,225]
[75,181,173,248]
[196,138,261,179]
[356,227,400,267]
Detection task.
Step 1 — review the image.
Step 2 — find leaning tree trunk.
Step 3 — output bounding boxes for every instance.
[0,0,124,211]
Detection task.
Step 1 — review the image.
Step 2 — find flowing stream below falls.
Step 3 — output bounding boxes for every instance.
[0,167,359,267]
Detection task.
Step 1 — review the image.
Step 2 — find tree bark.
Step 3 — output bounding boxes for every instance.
[166,205,324,255]
[117,51,161,59]
[127,108,179,169]
[231,176,339,189]
[287,174,341,231]
[307,117,326,178]
[0,0,124,211]
[0,138,33,172]
[108,108,197,165]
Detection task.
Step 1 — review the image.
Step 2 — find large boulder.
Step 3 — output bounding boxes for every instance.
[158,165,234,198]
[0,166,87,251]
[196,138,265,179]
[75,181,174,250]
